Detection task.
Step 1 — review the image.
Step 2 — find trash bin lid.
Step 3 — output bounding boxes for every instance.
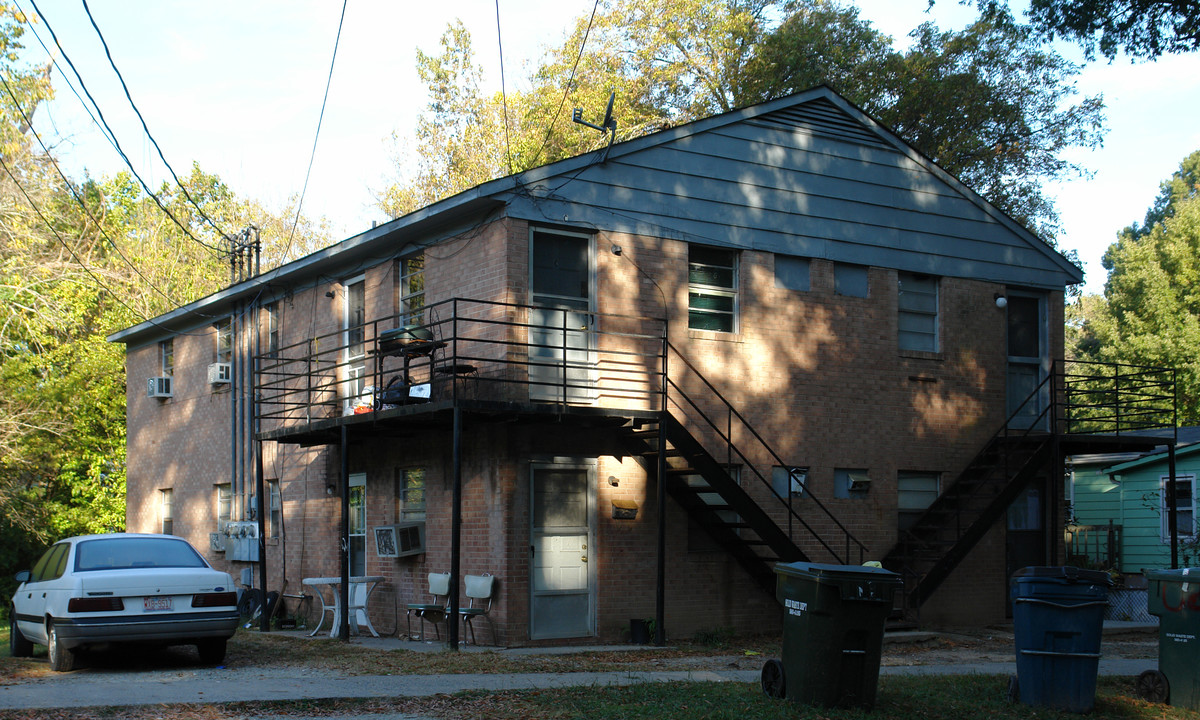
[1144,567,1200,583]
[1011,565,1111,586]
[775,561,901,583]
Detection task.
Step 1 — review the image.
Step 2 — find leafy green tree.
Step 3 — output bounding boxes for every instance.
[974,0,1200,60]
[1071,150,1200,422]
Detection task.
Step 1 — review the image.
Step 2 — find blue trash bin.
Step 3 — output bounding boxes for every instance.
[1011,566,1111,713]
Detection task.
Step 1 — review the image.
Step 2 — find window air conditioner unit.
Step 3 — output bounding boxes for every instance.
[374,522,426,558]
[209,532,226,552]
[208,362,233,384]
[147,376,173,398]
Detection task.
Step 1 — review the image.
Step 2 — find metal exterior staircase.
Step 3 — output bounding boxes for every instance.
[620,343,868,595]
[884,360,1177,615]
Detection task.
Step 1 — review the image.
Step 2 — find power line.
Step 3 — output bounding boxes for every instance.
[0,153,151,326]
[0,73,181,308]
[527,0,600,169]
[26,0,224,256]
[282,0,348,262]
[80,0,231,241]
[495,0,512,175]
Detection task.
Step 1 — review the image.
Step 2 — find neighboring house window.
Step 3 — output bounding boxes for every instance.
[898,273,939,352]
[774,255,810,292]
[349,473,366,575]
[898,471,940,531]
[215,318,233,363]
[267,480,282,538]
[1161,474,1196,542]
[396,467,426,522]
[159,339,174,376]
[835,263,869,298]
[397,253,425,324]
[834,468,870,499]
[264,302,279,357]
[159,489,174,535]
[216,483,231,533]
[772,465,808,497]
[688,245,738,332]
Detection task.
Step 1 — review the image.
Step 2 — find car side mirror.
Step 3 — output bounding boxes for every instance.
[14,570,30,583]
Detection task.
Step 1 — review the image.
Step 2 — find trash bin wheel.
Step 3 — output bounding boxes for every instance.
[1136,669,1170,704]
[761,658,786,699]
[1007,675,1019,703]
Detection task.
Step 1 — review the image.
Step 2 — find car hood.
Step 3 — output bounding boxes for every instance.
[76,567,235,597]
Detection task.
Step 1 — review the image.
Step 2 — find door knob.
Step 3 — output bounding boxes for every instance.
[581,555,588,563]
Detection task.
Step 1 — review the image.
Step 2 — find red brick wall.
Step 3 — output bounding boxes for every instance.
[123,215,1065,639]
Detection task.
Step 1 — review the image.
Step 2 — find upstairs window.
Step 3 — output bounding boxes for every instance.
[774,255,810,292]
[397,253,425,324]
[214,319,233,363]
[898,273,939,352]
[688,245,738,332]
[264,302,279,357]
[159,338,174,376]
[835,263,869,298]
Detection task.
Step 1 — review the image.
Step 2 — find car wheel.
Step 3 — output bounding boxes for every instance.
[9,613,33,658]
[197,638,227,665]
[47,622,75,672]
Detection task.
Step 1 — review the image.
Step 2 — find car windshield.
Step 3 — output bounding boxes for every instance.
[74,537,208,572]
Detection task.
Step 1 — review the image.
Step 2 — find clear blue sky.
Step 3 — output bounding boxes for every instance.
[16,0,1200,295]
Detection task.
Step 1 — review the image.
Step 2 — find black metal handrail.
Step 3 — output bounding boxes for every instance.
[663,342,868,565]
[255,297,667,424]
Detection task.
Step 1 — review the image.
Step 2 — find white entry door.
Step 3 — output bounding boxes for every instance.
[1006,293,1049,429]
[530,463,594,639]
[529,229,594,403]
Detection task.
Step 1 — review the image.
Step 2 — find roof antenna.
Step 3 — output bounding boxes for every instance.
[572,91,617,162]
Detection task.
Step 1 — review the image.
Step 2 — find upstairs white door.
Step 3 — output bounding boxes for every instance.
[530,463,594,639]
[529,229,594,403]
[1006,293,1048,429]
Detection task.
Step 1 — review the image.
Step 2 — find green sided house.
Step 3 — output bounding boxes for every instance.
[109,86,1178,646]
[1067,429,1199,573]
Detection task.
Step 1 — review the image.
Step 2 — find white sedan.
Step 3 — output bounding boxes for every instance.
[9,533,240,671]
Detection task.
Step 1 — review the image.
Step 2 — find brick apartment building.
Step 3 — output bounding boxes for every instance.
[109,87,1176,646]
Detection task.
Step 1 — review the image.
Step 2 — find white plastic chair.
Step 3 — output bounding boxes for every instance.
[406,572,450,641]
[458,573,496,645]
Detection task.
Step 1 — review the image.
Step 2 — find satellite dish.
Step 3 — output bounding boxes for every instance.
[601,92,615,130]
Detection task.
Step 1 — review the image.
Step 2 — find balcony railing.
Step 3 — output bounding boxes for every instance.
[255,298,667,428]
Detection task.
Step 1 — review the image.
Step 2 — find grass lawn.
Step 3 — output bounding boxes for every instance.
[2,624,1194,719]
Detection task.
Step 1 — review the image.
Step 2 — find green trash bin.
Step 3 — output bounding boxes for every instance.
[761,562,902,710]
[1138,567,1200,709]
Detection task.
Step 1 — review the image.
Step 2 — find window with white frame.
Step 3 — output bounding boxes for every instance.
[264,302,279,357]
[159,338,174,376]
[214,318,233,363]
[688,245,738,332]
[159,488,174,535]
[898,273,939,352]
[267,480,282,538]
[1161,474,1196,542]
[396,467,426,521]
[898,471,940,531]
[349,473,366,575]
[397,253,425,325]
[215,483,231,533]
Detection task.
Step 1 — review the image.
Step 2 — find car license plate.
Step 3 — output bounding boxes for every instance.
[144,596,172,612]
